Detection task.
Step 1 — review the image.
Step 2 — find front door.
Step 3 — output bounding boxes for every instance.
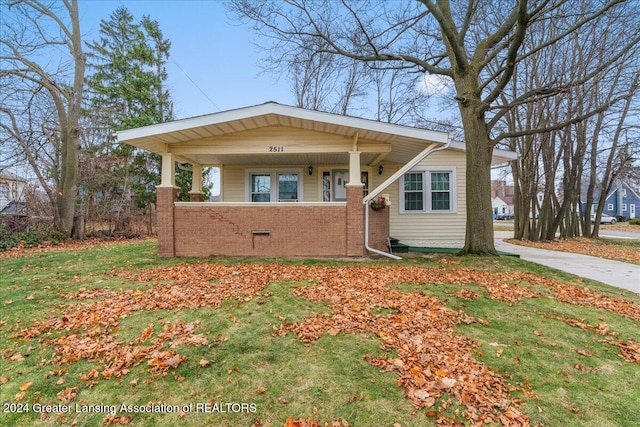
[332,169,349,201]
[631,203,636,219]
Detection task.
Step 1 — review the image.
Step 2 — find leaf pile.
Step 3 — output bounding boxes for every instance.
[281,267,528,426]
[8,261,639,425]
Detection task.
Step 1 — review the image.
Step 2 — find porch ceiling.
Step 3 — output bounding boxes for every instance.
[116,102,450,166]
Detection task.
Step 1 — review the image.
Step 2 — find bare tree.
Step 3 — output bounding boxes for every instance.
[502,6,640,242]
[0,0,85,238]
[230,0,640,254]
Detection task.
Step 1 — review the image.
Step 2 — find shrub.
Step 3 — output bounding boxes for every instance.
[629,218,640,225]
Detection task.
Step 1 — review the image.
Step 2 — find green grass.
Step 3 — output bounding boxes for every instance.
[1,240,639,426]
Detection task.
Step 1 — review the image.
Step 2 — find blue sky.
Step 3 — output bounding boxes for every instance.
[80,0,292,119]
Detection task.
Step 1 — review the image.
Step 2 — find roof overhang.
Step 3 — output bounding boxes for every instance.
[448,140,518,165]
[115,102,451,166]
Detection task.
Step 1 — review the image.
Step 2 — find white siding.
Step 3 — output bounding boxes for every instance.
[388,150,467,248]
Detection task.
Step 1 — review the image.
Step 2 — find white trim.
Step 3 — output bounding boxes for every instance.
[244,168,304,202]
[398,166,458,214]
[116,102,450,144]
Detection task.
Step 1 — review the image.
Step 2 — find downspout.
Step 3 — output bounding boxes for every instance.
[364,135,452,259]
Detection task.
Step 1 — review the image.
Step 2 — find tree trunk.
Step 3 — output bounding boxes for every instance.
[458,96,497,255]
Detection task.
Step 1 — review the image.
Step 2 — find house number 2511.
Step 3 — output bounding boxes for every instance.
[269,146,284,152]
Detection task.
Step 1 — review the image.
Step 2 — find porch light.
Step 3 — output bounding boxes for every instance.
[378,164,384,175]
[308,165,313,176]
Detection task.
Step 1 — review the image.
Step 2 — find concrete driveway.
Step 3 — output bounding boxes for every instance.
[494,231,640,294]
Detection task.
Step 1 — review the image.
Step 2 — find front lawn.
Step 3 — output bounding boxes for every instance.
[1,240,638,426]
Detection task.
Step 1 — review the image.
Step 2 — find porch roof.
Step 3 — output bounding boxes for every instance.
[115,102,451,166]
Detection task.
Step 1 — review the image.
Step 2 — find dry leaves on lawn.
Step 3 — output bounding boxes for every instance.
[9,262,640,425]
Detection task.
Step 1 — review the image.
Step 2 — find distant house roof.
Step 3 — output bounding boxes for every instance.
[0,201,26,215]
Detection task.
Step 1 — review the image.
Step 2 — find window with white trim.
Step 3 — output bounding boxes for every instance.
[607,203,614,211]
[246,169,303,202]
[622,203,627,212]
[400,168,456,213]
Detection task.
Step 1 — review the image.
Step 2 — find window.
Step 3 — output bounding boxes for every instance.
[622,203,627,212]
[622,188,627,197]
[400,168,456,213]
[607,203,614,211]
[403,173,424,211]
[322,172,331,202]
[278,173,298,201]
[430,172,450,210]
[361,171,369,197]
[246,169,303,202]
[251,174,271,202]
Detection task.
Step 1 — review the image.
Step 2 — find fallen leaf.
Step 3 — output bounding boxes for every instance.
[496,349,504,358]
[0,377,8,384]
[199,359,211,367]
[103,414,133,425]
[257,386,266,394]
[277,397,289,404]
[56,387,77,403]
[575,349,593,357]
[19,381,33,391]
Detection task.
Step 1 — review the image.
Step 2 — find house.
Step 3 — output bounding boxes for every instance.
[492,196,513,218]
[116,102,516,258]
[490,180,514,218]
[0,172,26,212]
[582,182,640,220]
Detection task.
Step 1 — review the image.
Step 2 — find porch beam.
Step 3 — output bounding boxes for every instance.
[369,152,389,166]
[168,142,390,156]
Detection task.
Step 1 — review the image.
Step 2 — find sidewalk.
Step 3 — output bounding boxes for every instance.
[494,232,640,294]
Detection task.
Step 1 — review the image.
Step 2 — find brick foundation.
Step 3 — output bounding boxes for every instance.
[173,204,348,257]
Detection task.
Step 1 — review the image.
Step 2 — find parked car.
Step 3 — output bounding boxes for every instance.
[590,213,617,224]
[495,213,514,220]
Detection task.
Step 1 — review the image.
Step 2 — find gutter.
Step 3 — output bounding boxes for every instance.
[363,136,453,259]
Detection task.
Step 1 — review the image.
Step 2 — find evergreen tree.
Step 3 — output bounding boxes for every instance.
[82,7,175,234]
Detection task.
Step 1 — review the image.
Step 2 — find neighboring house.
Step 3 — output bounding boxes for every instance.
[0,173,26,212]
[490,180,514,218]
[492,196,513,218]
[582,182,640,220]
[116,102,516,257]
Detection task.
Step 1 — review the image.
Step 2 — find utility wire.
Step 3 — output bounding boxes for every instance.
[171,59,221,112]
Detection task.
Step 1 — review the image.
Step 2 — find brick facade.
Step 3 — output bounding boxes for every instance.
[157,185,391,258]
[173,204,348,257]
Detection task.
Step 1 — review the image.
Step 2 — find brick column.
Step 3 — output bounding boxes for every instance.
[157,187,178,257]
[346,185,364,256]
[189,193,204,202]
[368,204,390,252]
